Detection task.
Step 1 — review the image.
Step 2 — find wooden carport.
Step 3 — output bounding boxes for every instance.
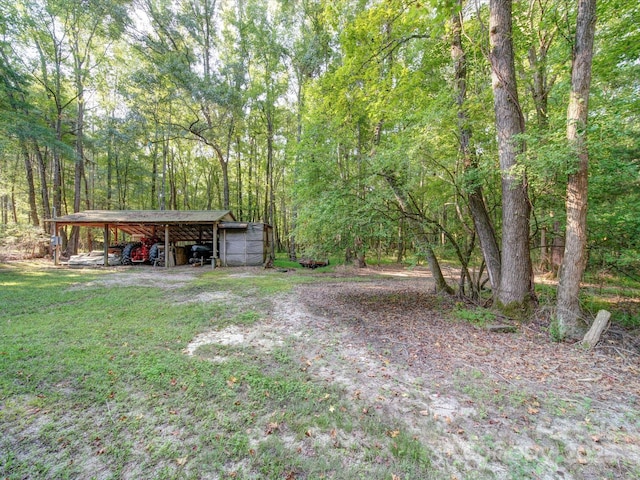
[50,210,236,267]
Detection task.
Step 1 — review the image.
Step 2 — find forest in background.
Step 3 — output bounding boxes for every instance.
[0,0,638,333]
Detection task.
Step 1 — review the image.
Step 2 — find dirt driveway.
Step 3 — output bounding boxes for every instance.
[184,266,640,479]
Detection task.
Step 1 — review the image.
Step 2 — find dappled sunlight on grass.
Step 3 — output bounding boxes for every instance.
[1,263,443,479]
[2,262,639,479]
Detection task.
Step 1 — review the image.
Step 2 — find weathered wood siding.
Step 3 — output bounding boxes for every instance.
[220,223,270,266]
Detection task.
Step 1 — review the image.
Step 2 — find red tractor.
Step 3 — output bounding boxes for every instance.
[121,237,160,265]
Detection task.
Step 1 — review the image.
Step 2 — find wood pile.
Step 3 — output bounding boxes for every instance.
[68,251,122,266]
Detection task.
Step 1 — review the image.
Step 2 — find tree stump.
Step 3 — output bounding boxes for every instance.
[581,310,611,349]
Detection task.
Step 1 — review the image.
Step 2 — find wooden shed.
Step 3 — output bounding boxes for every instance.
[49,210,271,267]
[218,222,272,267]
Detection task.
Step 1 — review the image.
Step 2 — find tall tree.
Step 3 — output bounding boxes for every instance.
[556,0,597,339]
[517,0,563,272]
[0,39,40,227]
[489,0,535,311]
[284,0,331,260]
[66,0,129,252]
[1,2,63,229]
[242,0,290,258]
[140,0,246,211]
[452,0,501,291]
[28,3,70,229]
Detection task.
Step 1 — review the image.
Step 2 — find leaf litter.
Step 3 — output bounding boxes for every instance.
[193,267,640,479]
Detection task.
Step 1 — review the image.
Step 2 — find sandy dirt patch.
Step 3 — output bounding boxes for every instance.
[184,272,640,479]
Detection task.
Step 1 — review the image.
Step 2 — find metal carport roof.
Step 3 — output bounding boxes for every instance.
[51,210,236,243]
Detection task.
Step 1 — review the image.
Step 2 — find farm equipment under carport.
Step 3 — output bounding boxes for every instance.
[188,244,214,265]
[113,239,215,266]
[120,237,161,265]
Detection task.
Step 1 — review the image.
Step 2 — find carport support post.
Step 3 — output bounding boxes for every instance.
[212,223,218,269]
[103,224,109,267]
[53,222,58,266]
[164,225,169,268]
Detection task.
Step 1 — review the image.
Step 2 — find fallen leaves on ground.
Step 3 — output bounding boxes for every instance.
[299,279,640,405]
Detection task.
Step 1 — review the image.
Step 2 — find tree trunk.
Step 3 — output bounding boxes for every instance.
[290,77,304,261]
[236,136,243,219]
[150,142,156,210]
[1,195,8,224]
[528,42,554,130]
[526,10,558,272]
[221,155,230,210]
[266,110,276,260]
[539,226,549,270]
[10,186,18,223]
[33,142,51,224]
[68,29,87,256]
[383,173,454,294]
[424,245,453,294]
[160,136,167,210]
[107,115,118,210]
[354,236,367,268]
[71,106,85,248]
[396,219,405,263]
[169,148,177,210]
[452,2,501,291]
[489,0,535,311]
[52,107,63,220]
[556,0,597,339]
[551,221,564,273]
[21,142,40,227]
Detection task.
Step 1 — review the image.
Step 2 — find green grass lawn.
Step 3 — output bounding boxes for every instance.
[0,264,433,480]
[3,261,638,479]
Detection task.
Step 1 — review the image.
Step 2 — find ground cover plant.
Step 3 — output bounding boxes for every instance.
[1,261,639,479]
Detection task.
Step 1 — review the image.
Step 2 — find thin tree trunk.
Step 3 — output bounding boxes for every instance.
[1,195,8,224]
[236,136,243,219]
[69,30,86,255]
[528,43,554,129]
[52,109,63,219]
[116,154,127,209]
[150,143,157,210]
[248,137,255,221]
[82,163,93,251]
[556,0,597,339]
[383,173,453,294]
[21,142,40,227]
[107,115,116,210]
[290,77,304,261]
[396,219,405,263]
[10,185,18,223]
[526,10,558,272]
[223,122,235,211]
[169,148,177,210]
[33,144,51,225]
[452,2,501,291]
[539,226,549,270]
[161,136,167,210]
[205,165,214,210]
[220,157,229,210]
[489,0,535,311]
[266,111,276,259]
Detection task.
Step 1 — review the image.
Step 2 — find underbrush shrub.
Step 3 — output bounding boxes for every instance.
[0,224,50,260]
